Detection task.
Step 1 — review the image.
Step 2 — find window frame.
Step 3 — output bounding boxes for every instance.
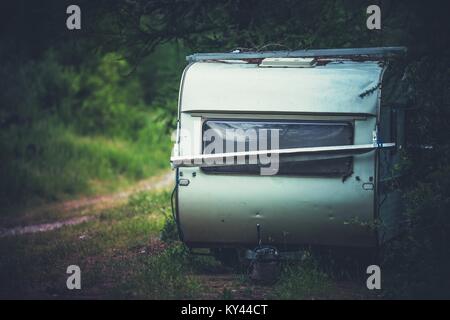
[200,118,355,177]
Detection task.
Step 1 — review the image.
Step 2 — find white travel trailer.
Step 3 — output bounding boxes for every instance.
[170,47,407,265]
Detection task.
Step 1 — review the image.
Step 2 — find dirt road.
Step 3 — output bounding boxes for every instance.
[0,171,174,237]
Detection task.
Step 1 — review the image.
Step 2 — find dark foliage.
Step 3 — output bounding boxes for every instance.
[0,0,449,298]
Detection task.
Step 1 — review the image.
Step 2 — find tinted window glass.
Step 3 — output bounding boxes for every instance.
[202,120,353,176]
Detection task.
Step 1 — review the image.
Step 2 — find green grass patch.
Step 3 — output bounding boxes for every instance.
[0,48,177,214]
[272,255,334,300]
[0,117,171,216]
[0,191,203,299]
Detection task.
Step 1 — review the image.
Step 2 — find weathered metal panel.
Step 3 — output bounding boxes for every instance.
[178,154,376,248]
[177,113,377,248]
[181,61,383,115]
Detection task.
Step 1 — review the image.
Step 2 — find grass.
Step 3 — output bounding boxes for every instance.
[0,117,171,218]
[272,260,334,300]
[0,190,204,299]
[271,250,381,300]
[0,48,176,215]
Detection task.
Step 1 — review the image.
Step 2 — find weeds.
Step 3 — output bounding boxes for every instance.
[272,254,334,300]
[0,190,202,299]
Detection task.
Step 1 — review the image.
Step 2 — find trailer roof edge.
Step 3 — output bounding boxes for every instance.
[186,46,407,62]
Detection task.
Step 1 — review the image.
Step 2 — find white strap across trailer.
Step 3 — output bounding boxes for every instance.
[171,143,395,168]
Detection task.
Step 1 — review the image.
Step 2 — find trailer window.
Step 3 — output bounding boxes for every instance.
[202,120,353,176]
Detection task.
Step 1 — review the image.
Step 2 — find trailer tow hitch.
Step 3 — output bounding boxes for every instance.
[246,224,281,284]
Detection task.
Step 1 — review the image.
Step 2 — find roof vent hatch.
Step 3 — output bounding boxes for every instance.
[259,57,315,68]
